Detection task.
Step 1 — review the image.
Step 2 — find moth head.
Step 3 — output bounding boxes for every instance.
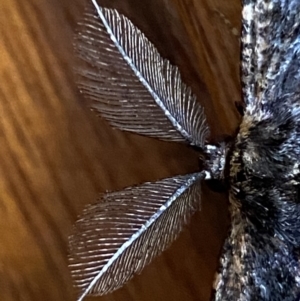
[202,143,228,181]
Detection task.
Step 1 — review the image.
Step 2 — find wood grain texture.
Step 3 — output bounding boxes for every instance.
[0,0,240,300]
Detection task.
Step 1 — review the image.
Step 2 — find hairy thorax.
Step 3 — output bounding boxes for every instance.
[230,106,300,244]
[213,106,300,300]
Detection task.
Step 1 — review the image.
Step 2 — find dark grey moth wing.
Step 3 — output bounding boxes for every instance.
[214,1,300,300]
[74,0,209,147]
[241,0,300,110]
[69,172,204,300]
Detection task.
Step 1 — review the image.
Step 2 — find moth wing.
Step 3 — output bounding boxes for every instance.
[241,0,300,111]
[68,172,204,300]
[74,0,209,148]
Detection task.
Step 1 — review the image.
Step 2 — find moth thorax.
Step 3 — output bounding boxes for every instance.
[202,144,226,180]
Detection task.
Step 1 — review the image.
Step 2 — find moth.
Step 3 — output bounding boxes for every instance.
[68,0,300,300]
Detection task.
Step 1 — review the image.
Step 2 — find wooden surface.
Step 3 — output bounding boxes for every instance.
[0,0,241,300]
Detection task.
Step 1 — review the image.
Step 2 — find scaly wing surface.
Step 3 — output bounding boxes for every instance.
[241,0,300,112]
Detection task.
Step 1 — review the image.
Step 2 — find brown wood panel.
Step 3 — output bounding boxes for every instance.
[0,0,240,300]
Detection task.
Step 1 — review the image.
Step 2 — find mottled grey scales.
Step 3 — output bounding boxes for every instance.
[74,0,209,147]
[214,0,300,300]
[69,0,300,300]
[241,0,300,110]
